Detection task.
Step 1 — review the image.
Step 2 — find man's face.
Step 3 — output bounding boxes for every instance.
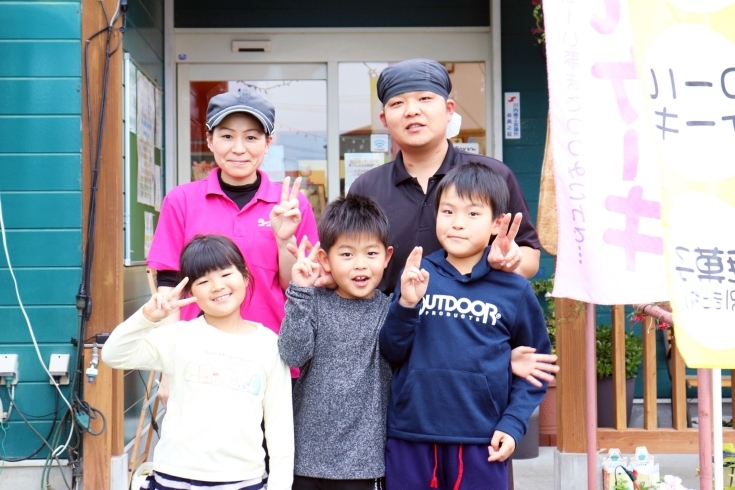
[379,91,455,151]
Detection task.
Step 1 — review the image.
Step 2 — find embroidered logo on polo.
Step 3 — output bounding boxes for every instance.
[419,294,501,325]
[257,218,271,227]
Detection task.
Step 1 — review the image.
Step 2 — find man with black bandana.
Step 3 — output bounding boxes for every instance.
[348,58,542,295]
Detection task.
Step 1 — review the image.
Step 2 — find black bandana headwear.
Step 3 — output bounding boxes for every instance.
[377,59,452,105]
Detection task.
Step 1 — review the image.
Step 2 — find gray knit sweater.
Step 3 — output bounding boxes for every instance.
[278,284,392,479]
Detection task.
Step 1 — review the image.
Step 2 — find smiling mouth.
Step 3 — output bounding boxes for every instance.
[406,123,424,130]
[212,294,231,302]
[352,276,370,285]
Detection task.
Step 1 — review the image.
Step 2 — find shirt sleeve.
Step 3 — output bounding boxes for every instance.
[147,192,186,272]
[379,296,421,365]
[503,170,541,250]
[494,283,551,444]
[262,344,295,490]
[101,308,177,373]
[278,284,317,368]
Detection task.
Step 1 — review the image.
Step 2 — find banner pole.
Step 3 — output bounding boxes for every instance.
[586,303,597,490]
[713,369,724,490]
[699,369,713,490]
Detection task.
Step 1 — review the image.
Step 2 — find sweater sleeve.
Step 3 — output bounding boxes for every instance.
[494,283,552,444]
[278,284,317,368]
[378,297,421,365]
[262,346,295,490]
[101,308,176,373]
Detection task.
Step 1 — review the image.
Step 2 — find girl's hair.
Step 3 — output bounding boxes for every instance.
[178,235,254,300]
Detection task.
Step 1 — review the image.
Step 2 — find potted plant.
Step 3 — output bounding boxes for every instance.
[596,324,643,428]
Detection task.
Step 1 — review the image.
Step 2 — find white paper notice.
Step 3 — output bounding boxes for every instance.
[154,164,162,211]
[137,138,155,206]
[144,212,154,258]
[344,153,384,193]
[137,71,155,143]
[154,87,163,149]
[504,92,521,139]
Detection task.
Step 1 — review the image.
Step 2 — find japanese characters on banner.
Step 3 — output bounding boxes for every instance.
[629,0,735,368]
[544,0,667,304]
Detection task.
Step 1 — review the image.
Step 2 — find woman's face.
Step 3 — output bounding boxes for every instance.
[206,112,272,185]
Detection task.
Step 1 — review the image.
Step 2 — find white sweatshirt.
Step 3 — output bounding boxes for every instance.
[102,309,294,489]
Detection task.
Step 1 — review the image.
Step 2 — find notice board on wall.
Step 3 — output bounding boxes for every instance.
[124,54,163,266]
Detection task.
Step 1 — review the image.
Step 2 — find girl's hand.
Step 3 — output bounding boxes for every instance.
[288,236,322,287]
[488,212,523,272]
[270,176,303,242]
[142,277,197,323]
[399,246,429,308]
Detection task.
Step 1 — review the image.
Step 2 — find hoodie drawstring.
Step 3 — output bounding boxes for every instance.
[453,444,464,490]
[430,443,439,488]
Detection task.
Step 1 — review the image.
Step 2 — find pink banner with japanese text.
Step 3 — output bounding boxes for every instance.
[545,0,735,367]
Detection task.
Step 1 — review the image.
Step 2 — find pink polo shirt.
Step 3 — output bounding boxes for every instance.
[148,168,319,336]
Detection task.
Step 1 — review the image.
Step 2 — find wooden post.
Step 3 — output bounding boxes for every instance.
[643,317,657,429]
[669,331,688,430]
[556,297,587,453]
[611,305,627,429]
[81,0,124,488]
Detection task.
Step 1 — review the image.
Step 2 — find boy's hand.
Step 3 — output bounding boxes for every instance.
[288,236,322,287]
[488,430,516,462]
[488,213,522,272]
[511,346,559,388]
[142,277,197,323]
[270,176,303,242]
[399,246,429,308]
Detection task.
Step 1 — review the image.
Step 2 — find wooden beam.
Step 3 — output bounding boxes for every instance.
[598,428,735,454]
[611,305,627,430]
[643,317,657,429]
[669,331,688,430]
[556,297,587,453]
[81,0,125,488]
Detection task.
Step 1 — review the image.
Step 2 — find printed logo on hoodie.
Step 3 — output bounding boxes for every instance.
[419,294,501,325]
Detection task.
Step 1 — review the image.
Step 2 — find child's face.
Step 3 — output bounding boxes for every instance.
[318,234,393,300]
[189,265,248,321]
[436,185,502,273]
[206,112,272,186]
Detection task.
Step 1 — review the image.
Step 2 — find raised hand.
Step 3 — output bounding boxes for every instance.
[510,346,559,388]
[270,176,303,242]
[488,430,516,462]
[142,277,197,323]
[488,212,523,272]
[288,236,322,287]
[399,246,429,308]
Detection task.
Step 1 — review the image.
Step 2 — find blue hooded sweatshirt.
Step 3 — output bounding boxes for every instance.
[379,246,551,445]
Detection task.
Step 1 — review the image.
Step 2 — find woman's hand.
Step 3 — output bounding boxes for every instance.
[141,277,197,323]
[270,176,303,242]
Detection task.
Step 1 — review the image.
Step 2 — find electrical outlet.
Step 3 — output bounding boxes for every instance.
[0,354,18,385]
[49,353,71,385]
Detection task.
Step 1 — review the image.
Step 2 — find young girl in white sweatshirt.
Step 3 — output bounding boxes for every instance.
[102,234,293,490]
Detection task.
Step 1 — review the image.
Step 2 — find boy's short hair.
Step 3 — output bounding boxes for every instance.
[435,162,509,220]
[318,195,391,253]
[179,234,253,299]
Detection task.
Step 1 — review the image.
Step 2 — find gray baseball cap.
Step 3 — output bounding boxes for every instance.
[205,88,275,135]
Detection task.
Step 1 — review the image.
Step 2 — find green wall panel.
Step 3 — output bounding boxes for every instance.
[0,192,80,228]
[0,268,81,306]
[0,154,81,191]
[0,345,77,382]
[0,116,81,152]
[0,40,81,77]
[501,64,549,91]
[127,0,164,60]
[0,3,80,39]
[0,420,66,459]
[0,306,80,343]
[0,382,72,423]
[0,230,81,267]
[0,79,81,115]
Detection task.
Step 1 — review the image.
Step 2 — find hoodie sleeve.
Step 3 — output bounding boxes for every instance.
[379,295,421,365]
[494,282,552,444]
[278,284,317,368]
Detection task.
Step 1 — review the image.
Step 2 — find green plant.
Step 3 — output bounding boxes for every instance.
[596,324,643,379]
[531,0,545,46]
[531,276,556,353]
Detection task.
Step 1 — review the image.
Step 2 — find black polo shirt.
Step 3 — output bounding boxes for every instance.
[349,142,541,294]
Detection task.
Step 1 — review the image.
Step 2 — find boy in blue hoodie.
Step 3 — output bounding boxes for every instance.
[379,162,551,490]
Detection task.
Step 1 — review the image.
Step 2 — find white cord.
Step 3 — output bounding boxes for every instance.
[108,0,123,28]
[0,196,74,456]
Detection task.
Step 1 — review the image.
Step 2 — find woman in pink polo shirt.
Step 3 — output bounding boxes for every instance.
[148,89,318,372]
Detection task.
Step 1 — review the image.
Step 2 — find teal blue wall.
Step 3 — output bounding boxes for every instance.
[0,0,81,458]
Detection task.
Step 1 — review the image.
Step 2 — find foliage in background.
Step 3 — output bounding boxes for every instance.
[531,0,545,45]
[531,276,556,353]
[596,324,643,379]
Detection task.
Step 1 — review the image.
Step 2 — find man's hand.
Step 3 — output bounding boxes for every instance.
[488,213,523,273]
[488,430,516,462]
[510,346,559,388]
[287,236,321,287]
[399,246,429,308]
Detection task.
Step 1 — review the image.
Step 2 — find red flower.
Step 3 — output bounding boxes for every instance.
[656,320,670,330]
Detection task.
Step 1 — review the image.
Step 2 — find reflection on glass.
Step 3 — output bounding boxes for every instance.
[338,62,487,196]
[189,80,327,217]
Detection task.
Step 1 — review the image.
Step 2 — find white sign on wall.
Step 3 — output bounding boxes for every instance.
[504,92,521,139]
[370,134,390,153]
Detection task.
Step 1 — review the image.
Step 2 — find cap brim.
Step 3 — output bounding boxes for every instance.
[206,105,274,134]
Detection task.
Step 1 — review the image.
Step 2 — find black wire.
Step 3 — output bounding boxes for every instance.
[0,390,59,462]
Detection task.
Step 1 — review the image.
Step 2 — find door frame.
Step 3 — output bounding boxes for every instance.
[172,25,500,201]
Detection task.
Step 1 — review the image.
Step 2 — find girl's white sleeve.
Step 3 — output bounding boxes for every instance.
[261,350,294,490]
[101,308,175,372]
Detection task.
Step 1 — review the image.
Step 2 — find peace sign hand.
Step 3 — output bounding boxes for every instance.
[142,277,198,323]
[488,212,523,272]
[270,176,303,242]
[287,236,322,287]
[399,246,429,308]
